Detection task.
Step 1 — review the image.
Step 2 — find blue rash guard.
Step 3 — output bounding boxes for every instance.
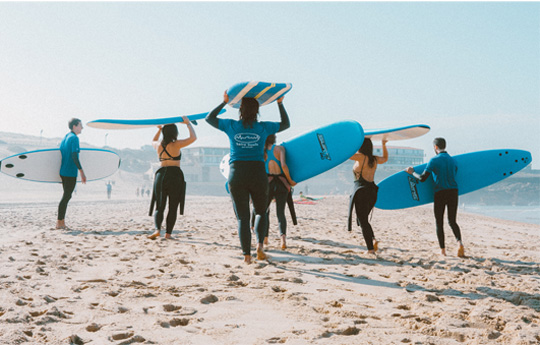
[423,152,458,193]
[59,132,81,177]
[219,119,280,163]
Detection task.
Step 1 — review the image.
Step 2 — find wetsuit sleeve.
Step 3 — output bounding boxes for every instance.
[412,170,430,182]
[71,152,82,170]
[277,103,290,132]
[206,102,226,129]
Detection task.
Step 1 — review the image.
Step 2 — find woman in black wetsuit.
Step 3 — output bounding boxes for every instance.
[148,116,196,240]
[348,138,388,254]
[206,91,290,264]
[263,134,296,250]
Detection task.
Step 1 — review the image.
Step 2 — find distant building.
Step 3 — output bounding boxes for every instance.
[181,147,230,182]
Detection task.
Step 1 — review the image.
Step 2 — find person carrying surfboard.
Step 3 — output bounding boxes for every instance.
[348,138,388,254]
[262,134,296,250]
[56,118,86,230]
[206,91,290,264]
[147,117,196,240]
[405,137,465,257]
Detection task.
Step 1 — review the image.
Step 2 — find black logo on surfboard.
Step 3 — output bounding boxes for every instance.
[317,133,331,161]
[408,176,420,201]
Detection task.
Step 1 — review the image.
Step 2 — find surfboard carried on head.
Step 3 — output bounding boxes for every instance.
[375,149,532,210]
[226,81,292,109]
[0,148,121,183]
[364,124,430,141]
[86,110,226,130]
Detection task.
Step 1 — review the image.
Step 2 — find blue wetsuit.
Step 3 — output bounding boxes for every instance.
[58,132,82,221]
[414,151,462,249]
[206,102,290,256]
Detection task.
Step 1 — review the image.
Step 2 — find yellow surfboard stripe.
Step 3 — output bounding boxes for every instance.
[254,83,275,100]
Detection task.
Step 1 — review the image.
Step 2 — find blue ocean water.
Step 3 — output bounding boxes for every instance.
[461,205,540,225]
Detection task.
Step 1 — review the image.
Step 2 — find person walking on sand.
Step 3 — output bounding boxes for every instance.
[406,137,465,257]
[348,138,388,254]
[56,118,86,230]
[262,134,296,250]
[147,117,196,240]
[206,91,290,264]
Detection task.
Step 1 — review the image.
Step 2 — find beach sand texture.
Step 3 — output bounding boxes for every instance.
[1,195,539,344]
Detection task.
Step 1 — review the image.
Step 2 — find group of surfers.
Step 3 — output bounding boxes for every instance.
[56,92,465,264]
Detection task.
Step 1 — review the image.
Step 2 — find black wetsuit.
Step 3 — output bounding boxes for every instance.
[148,147,186,235]
[348,158,379,251]
[206,101,290,256]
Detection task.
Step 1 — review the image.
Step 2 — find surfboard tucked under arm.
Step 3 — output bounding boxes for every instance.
[375,149,532,210]
[0,148,120,183]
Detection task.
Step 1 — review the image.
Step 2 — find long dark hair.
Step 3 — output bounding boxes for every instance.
[359,138,376,168]
[264,134,276,160]
[239,97,259,128]
[161,124,178,148]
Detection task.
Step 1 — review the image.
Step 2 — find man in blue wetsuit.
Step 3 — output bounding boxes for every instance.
[56,118,86,229]
[406,137,465,257]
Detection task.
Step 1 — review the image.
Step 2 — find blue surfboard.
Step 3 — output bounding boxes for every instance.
[86,110,226,130]
[364,124,430,141]
[283,121,364,183]
[0,148,120,183]
[375,149,532,210]
[218,121,364,184]
[227,81,292,109]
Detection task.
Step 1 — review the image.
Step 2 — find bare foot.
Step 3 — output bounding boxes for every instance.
[264,237,269,245]
[147,231,160,240]
[373,240,379,252]
[280,235,287,250]
[441,248,447,256]
[164,234,172,240]
[367,250,376,255]
[56,220,66,229]
[256,245,266,260]
[457,245,465,258]
[244,255,252,264]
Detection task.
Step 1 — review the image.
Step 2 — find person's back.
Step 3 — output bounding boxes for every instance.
[406,137,464,257]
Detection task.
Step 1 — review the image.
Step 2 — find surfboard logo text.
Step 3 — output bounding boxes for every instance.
[408,176,420,201]
[234,133,260,149]
[317,133,331,161]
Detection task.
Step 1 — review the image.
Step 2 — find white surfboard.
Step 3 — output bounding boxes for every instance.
[364,124,430,141]
[0,148,120,183]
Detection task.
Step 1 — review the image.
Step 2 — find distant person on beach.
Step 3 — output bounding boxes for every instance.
[406,137,465,257]
[263,134,296,250]
[348,138,388,254]
[56,118,86,230]
[106,181,112,199]
[206,91,290,264]
[147,117,196,240]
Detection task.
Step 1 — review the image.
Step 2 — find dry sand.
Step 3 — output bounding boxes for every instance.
[1,195,539,345]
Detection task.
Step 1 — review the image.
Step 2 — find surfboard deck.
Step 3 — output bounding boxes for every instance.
[364,124,430,141]
[86,110,225,129]
[283,121,364,183]
[0,148,121,183]
[227,81,292,109]
[375,149,532,210]
[218,121,364,184]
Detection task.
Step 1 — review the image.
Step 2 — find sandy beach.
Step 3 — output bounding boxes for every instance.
[1,194,539,345]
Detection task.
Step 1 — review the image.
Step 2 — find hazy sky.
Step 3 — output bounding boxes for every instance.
[1,2,539,168]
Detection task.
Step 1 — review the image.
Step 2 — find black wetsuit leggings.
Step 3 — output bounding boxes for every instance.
[434,188,462,249]
[58,175,77,221]
[153,167,184,235]
[353,185,378,251]
[228,161,269,256]
[265,178,289,238]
